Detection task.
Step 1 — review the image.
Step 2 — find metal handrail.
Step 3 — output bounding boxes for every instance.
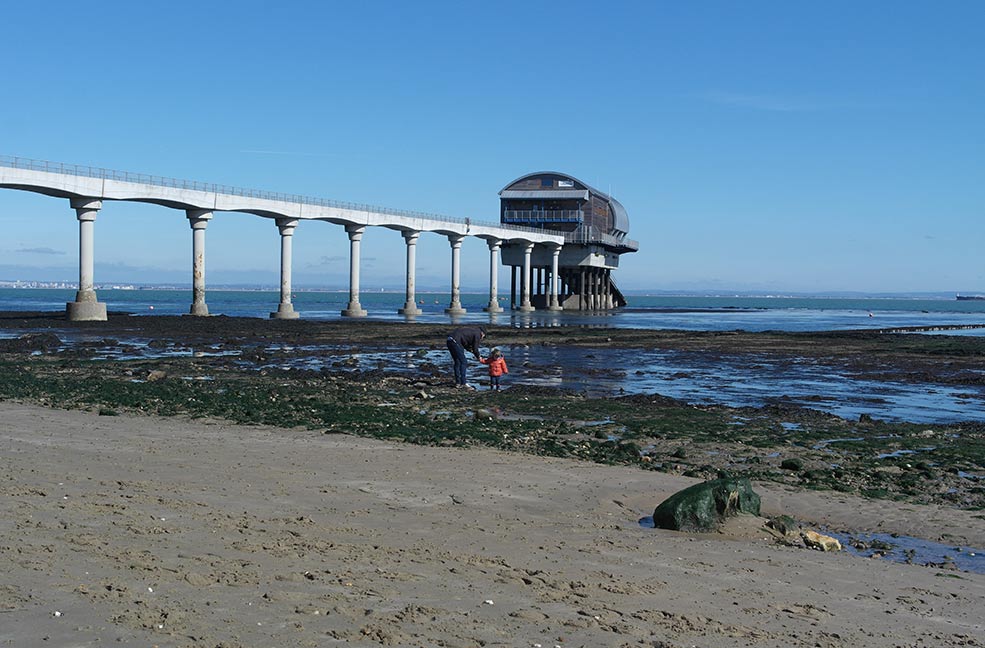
[503,209,584,221]
[0,154,554,237]
[563,225,639,250]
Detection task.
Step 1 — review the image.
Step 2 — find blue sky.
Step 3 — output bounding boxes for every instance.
[1,1,982,293]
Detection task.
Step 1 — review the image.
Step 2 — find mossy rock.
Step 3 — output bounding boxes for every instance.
[765,514,799,537]
[652,477,761,532]
[780,458,803,471]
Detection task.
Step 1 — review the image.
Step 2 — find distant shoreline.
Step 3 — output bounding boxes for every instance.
[0,284,976,300]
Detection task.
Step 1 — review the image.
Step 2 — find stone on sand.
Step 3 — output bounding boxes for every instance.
[652,476,761,532]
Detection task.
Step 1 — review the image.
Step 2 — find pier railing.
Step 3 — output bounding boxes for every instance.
[564,225,639,251]
[0,155,552,236]
[502,209,584,223]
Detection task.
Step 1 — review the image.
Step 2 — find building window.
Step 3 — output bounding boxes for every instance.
[541,179,552,187]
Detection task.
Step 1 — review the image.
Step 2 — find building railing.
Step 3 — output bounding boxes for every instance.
[502,209,584,222]
[0,154,556,237]
[564,225,639,251]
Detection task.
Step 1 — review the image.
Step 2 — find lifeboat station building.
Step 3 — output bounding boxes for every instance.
[499,172,639,310]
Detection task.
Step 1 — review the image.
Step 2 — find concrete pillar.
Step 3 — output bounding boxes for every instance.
[586,269,591,310]
[592,268,600,310]
[595,269,602,310]
[342,225,368,317]
[579,268,585,310]
[588,268,595,310]
[270,218,300,319]
[510,265,517,310]
[398,230,423,316]
[445,234,467,315]
[547,244,562,311]
[518,242,535,312]
[186,209,212,316]
[605,269,614,309]
[66,198,107,321]
[483,238,503,313]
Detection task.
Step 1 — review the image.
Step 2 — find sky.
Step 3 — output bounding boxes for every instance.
[0,1,983,294]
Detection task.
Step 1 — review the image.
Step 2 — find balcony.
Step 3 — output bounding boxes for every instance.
[564,226,639,252]
[502,209,584,224]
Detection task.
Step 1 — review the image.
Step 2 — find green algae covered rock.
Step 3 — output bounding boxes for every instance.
[652,477,761,532]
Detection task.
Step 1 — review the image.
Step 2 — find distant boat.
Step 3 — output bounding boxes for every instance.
[956,294,985,301]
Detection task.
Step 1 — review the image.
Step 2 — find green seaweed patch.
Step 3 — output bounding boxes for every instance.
[1,356,983,509]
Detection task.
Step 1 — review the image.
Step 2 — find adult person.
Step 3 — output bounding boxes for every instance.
[446,325,486,389]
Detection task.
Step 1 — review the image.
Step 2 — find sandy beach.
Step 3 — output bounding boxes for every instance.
[1,402,982,647]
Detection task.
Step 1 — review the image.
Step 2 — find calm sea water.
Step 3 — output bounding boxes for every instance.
[3,288,985,333]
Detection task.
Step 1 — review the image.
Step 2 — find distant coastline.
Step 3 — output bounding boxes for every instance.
[0,280,977,301]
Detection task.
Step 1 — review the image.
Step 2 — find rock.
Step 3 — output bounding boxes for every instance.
[651,477,761,532]
[801,529,842,552]
[0,332,62,352]
[765,514,800,538]
[413,391,432,400]
[146,370,167,382]
[780,458,803,471]
[473,408,495,420]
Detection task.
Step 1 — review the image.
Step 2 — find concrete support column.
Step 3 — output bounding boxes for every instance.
[584,268,591,310]
[398,230,423,316]
[186,210,212,316]
[518,242,535,312]
[588,268,595,310]
[483,238,503,313]
[445,234,467,315]
[66,198,107,321]
[605,269,614,309]
[547,244,562,311]
[270,218,300,319]
[596,269,603,310]
[510,265,517,310]
[342,225,368,317]
[592,268,600,310]
[579,269,586,310]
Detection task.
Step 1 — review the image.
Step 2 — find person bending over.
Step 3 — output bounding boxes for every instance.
[446,325,485,389]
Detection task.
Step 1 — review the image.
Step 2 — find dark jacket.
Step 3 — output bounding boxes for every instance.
[449,326,485,359]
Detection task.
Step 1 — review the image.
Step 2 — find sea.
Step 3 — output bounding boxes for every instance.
[3,287,985,333]
[2,288,984,425]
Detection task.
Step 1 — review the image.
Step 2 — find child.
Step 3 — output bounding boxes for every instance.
[480,347,508,391]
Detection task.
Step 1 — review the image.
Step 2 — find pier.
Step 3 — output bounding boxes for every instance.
[0,156,564,321]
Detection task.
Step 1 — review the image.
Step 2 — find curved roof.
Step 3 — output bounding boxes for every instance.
[499,171,630,235]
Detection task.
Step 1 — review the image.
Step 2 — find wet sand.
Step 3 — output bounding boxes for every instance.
[2,402,983,647]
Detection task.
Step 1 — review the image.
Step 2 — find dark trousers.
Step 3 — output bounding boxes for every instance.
[490,375,501,389]
[446,337,468,385]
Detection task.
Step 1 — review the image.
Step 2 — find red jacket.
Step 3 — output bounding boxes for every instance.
[480,356,508,377]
